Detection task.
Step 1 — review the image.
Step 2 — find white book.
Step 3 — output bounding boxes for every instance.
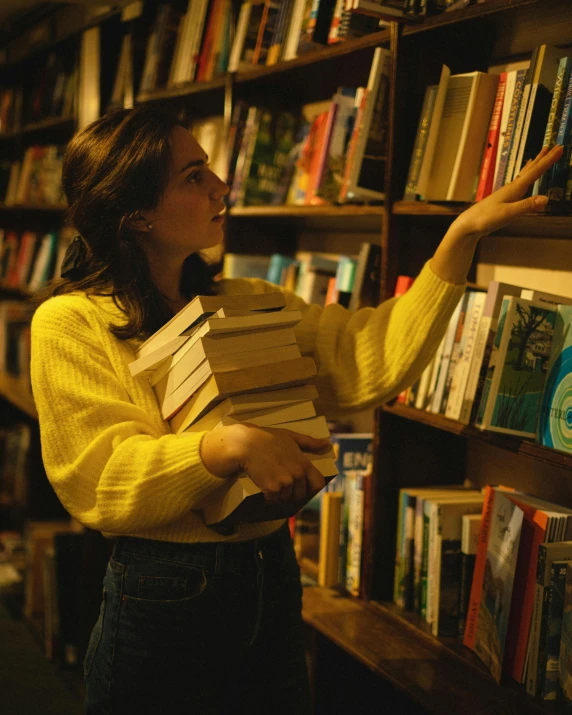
[182,0,210,82]
[228,1,252,72]
[282,0,307,61]
[416,65,451,198]
[430,297,463,414]
[445,291,487,421]
[520,288,572,306]
[425,334,446,413]
[493,69,518,188]
[78,26,100,129]
[194,399,317,431]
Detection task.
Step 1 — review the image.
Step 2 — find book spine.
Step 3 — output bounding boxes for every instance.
[403,84,437,200]
[345,471,366,597]
[457,551,476,638]
[475,72,506,202]
[420,501,430,620]
[438,290,471,414]
[459,313,491,426]
[492,69,526,192]
[463,486,494,649]
[547,71,572,202]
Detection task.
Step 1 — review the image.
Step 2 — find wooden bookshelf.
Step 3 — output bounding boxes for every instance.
[381,401,572,473]
[302,587,552,714]
[0,116,76,140]
[0,373,37,419]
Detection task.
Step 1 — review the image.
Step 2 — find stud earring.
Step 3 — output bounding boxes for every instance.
[146,222,153,230]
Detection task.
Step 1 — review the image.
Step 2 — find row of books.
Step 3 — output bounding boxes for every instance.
[0,423,31,509]
[294,432,373,595]
[393,483,572,706]
[373,0,486,19]
[404,43,572,205]
[223,241,381,311]
[130,290,342,525]
[0,227,72,293]
[0,53,78,135]
[1,145,66,206]
[139,0,388,94]
[226,47,389,207]
[399,279,572,453]
[0,301,33,383]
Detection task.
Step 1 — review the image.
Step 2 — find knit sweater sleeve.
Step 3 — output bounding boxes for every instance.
[30,296,227,535]
[220,261,466,419]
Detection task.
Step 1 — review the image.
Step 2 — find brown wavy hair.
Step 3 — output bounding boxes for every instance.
[35,101,222,340]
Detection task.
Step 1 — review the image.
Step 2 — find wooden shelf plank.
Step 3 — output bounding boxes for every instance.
[230,205,384,218]
[0,203,67,212]
[0,116,76,139]
[302,587,550,714]
[402,0,539,36]
[382,402,572,472]
[0,373,37,419]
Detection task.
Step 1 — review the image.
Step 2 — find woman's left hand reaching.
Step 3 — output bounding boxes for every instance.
[451,143,564,240]
[430,144,564,285]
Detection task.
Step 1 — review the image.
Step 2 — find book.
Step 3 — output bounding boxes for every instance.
[222,253,272,280]
[471,489,525,683]
[438,289,473,415]
[513,45,568,179]
[492,69,519,190]
[559,563,572,710]
[460,281,524,426]
[535,56,572,196]
[78,26,100,129]
[526,543,572,698]
[347,242,381,312]
[546,69,572,203]
[492,68,527,191]
[458,513,482,638]
[403,83,438,200]
[475,72,507,202]
[345,469,370,597]
[445,290,486,421]
[135,291,286,359]
[540,559,570,701]
[537,304,572,456]
[426,495,484,637]
[424,71,499,202]
[476,296,557,437]
[342,46,391,201]
[318,491,343,587]
[429,295,463,414]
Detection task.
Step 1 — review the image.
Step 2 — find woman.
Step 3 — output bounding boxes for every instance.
[30,101,562,714]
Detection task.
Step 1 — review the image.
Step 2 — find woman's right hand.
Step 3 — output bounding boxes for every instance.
[200,423,328,504]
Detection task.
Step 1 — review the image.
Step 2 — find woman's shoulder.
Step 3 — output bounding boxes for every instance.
[32,291,109,334]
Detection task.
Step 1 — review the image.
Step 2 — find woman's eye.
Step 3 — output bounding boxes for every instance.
[187,163,210,183]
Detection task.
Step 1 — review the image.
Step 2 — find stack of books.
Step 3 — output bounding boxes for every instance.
[130,291,337,527]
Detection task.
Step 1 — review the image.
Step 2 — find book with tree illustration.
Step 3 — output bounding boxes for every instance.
[476,296,557,437]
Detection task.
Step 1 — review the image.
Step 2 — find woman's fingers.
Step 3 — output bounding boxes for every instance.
[503,144,563,199]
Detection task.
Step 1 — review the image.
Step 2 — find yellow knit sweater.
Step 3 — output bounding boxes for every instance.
[30,261,465,543]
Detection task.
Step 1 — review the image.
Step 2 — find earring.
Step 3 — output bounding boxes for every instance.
[146,222,153,230]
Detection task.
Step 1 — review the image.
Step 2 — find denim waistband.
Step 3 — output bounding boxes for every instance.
[111,522,290,573]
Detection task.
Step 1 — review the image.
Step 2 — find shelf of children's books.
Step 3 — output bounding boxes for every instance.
[0,116,76,140]
[0,373,37,419]
[401,0,539,37]
[0,203,67,212]
[302,586,550,714]
[382,401,572,473]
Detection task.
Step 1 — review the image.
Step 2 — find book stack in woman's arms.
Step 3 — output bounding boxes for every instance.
[129,291,337,526]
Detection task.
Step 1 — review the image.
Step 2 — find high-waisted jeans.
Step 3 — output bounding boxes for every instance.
[83,523,312,714]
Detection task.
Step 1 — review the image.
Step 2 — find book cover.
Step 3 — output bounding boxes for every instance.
[492,68,527,192]
[472,490,524,683]
[458,513,482,638]
[537,305,572,455]
[477,296,557,437]
[403,83,438,201]
[559,563,572,710]
[475,71,506,202]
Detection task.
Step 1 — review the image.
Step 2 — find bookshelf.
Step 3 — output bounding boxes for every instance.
[0,0,571,711]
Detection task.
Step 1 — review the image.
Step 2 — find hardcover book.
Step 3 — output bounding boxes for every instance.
[476,296,557,437]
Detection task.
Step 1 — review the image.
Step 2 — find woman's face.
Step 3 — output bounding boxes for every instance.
[141,125,229,260]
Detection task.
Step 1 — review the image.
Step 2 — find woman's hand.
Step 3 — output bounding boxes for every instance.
[200,423,328,504]
[430,144,564,285]
[451,144,564,240]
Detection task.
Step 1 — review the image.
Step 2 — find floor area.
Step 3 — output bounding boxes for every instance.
[0,600,84,715]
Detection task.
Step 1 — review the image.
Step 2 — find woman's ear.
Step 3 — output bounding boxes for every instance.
[124,210,153,232]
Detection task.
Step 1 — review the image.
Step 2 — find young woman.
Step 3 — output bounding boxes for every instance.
[30,101,562,715]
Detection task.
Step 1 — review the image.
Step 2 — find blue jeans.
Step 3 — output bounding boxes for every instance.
[83,523,311,714]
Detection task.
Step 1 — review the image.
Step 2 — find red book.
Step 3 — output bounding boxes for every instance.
[304,110,330,206]
[475,72,507,202]
[502,494,550,683]
[195,0,222,82]
[463,485,515,649]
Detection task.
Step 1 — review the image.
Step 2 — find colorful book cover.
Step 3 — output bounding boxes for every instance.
[477,296,557,436]
[559,563,572,710]
[537,305,572,455]
[541,560,570,700]
[475,71,507,202]
[473,490,524,683]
